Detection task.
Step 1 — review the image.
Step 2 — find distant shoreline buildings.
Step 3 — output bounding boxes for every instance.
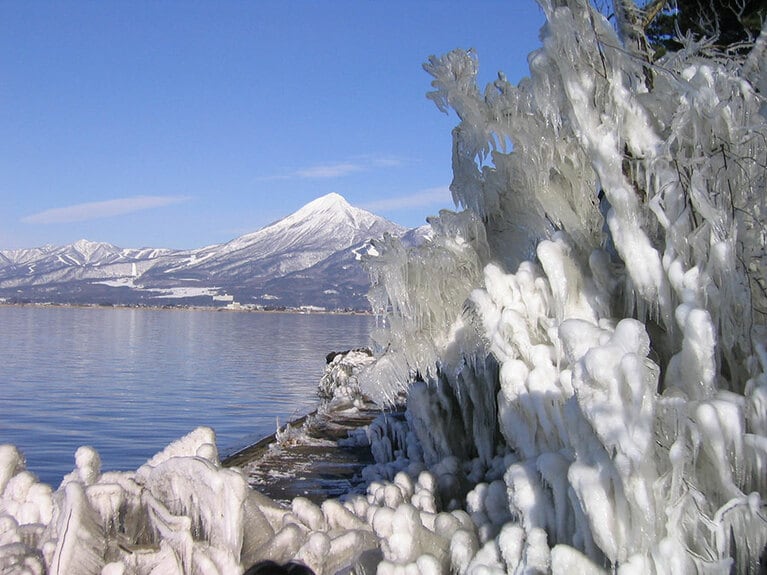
[0,299,372,315]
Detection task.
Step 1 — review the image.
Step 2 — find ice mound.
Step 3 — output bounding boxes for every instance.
[273,348,379,451]
[0,427,382,574]
[1,429,257,573]
[0,428,487,574]
[318,348,376,410]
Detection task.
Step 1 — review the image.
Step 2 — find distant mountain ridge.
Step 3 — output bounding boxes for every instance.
[0,193,413,310]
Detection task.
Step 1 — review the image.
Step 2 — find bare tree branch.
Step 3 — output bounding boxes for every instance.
[613,0,653,55]
[641,0,670,29]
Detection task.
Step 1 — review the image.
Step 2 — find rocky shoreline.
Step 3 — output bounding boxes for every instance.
[223,405,382,503]
[223,348,388,503]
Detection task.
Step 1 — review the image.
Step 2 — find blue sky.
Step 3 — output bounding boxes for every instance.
[1,1,545,250]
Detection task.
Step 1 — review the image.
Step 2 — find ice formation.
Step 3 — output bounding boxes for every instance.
[1,1,766,573]
[361,0,767,571]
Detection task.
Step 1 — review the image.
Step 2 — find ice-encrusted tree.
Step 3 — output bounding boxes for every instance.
[363,0,767,571]
[646,0,766,55]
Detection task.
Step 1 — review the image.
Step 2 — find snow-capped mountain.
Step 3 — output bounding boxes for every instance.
[0,193,408,310]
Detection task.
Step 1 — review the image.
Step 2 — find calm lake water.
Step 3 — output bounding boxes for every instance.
[0,306,372,486]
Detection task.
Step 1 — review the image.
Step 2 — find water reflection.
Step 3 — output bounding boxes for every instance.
[0,306,372,486]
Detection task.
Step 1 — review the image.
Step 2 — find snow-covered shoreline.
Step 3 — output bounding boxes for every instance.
[0,350,417,574]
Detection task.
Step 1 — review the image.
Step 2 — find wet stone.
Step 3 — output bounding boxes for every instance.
[222,405,380,504]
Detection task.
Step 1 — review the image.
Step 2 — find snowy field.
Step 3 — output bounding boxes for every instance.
[1,1,766,573]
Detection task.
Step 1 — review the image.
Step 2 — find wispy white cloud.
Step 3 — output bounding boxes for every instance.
[22,195,190,224]
[360,186,453,212]
[295,162,365,179]
[367,155,409,169]
[260,155,410,181]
